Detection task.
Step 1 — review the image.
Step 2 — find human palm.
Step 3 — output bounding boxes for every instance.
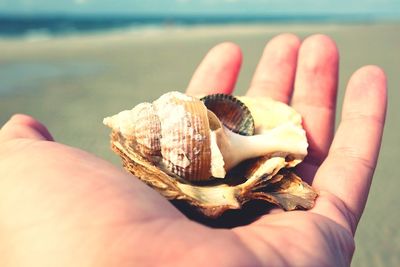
[0,34,386,267]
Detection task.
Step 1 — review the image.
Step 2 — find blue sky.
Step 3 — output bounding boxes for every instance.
[1,0,400,16]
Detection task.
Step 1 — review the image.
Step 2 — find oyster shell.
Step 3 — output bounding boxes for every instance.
[104,92,318,218]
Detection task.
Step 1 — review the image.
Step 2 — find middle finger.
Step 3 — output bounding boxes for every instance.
[247,33,301,103]
[291,34,339,169]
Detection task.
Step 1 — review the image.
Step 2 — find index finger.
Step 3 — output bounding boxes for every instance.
[186,42,242,96]
[247,34,300,103]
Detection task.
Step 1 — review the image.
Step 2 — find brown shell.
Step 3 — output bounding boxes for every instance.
[152,92,212,181]
[104,92,215,182]
[201,94,255,136]
[104,92,317,218]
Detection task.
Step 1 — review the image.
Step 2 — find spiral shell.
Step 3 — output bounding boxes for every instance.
[103,102,161,162]
[104,92,214,182]
[104,91,317,218]
[153,92,212,181]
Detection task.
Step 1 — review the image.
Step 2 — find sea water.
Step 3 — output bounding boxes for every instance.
[0,13,380,39]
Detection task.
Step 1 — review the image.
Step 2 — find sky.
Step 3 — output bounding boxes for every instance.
[0,0,399,17]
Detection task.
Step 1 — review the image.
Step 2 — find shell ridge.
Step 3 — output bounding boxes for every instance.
[201,93,255,136]
[152,92,212,181]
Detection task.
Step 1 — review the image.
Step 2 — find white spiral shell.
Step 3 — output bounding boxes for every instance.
[104,92,213,181]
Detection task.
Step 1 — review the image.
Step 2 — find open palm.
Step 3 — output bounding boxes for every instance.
[0,34,386,267]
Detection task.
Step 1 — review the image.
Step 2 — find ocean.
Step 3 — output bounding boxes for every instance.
[0,13,394,94]
[0,13,389,39]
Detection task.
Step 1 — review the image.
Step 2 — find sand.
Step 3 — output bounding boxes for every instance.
[0,22,399,266]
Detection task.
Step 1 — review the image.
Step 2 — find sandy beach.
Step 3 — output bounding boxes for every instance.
[1,22,399,266]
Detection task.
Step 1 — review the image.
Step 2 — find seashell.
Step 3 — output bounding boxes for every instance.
[105,92,214,182]
[104,91,317,218]
[238,96,306,171]
[103,102,161,162]
[237,96,302,134]
[201,94,255,136]
[152,92,213,181]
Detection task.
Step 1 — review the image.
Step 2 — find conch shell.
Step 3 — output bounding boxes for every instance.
[104,92,213,181]
[104,91,318,218]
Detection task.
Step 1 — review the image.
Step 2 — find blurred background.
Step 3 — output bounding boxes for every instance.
[0,1,399,266]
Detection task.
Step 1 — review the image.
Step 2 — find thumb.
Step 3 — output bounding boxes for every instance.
[0,114,54,143]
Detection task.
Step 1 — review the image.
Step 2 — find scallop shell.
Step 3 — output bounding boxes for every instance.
[104,92,317,218]
[201,94,255,136]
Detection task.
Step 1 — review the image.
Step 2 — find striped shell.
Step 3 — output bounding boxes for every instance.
[103,102,161,162]
[153,92,212,181]
[104,92,213,181]
[104,92,317,218]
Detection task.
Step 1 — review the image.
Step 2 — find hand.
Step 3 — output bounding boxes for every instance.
[0,34,386,267]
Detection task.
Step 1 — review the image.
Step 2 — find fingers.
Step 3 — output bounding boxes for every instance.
[247,33,301,103]
[0,114,54,143]
[291,35,339,177]
[186,42,242,96]
[312,66,387,233]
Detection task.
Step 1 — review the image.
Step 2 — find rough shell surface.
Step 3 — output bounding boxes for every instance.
[103,102,161,162]
[104,92,317,218]
[152,92,213,181]
[104,92,214,182]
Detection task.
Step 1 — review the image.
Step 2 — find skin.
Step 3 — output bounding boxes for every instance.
[0,34,387,267]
